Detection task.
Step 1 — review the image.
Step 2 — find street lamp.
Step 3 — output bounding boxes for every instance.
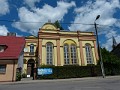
[94,15,105,78]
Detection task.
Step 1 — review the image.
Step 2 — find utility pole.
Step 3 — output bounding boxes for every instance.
[94,15,105,78]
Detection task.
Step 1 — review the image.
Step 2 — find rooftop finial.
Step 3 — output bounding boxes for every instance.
[48,19,51,23]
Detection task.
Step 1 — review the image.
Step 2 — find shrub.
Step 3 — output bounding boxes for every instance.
[16,68,22,81]
[22,73,27,78]
[16,72,21,81]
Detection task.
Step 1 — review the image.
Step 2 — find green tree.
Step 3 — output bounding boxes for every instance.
[99,48,120,75]
[54,20,64,30]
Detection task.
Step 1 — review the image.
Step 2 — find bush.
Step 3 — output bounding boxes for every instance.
[16,68,22,81]
[16,72,21,81]
[37,65,101,79]
[22,73,27,78]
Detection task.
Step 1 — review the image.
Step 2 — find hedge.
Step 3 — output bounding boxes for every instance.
[104,63,120,76]
[37,65,102,79]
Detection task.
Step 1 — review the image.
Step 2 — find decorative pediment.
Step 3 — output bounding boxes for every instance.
[41,23,57,30]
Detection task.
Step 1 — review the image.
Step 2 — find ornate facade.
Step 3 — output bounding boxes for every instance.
[23,23,99,77]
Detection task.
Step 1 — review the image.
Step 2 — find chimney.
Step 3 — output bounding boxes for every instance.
[7,32,16,36]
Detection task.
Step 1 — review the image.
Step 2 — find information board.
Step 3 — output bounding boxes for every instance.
[37,68,53,75]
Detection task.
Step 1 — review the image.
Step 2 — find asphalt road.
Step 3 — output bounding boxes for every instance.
[0,76,120,90]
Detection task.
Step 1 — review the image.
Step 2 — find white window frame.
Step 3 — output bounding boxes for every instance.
[64,44,70,65]
[0,65,6,73]
[64,44,77,65]
[46,42,53,65]
[70,44,77,64]
[30,44,34,53]
[85,44,93,64]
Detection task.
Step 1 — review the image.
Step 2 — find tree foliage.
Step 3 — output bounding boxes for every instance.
[101,48,120,65]
[99,48,120,75]
[54,20,64,30]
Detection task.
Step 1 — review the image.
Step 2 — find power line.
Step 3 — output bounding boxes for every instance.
[0,19,119,28]
[0,19,100,25]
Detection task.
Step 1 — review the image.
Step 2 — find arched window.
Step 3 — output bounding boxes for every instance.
[85,44,93,64]
[46,42,53,65]
[64,44,69,64]
[70,44,77,64]
[30,44,34,53]
[64,42,77,65]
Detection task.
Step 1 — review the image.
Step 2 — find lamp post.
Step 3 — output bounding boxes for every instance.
[94,15,105,78]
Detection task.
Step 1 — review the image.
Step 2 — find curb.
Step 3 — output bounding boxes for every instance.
[1,76,120,85]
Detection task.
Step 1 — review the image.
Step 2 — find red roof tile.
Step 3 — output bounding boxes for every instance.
[0,36,25,60]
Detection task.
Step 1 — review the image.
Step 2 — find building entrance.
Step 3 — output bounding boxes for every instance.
[27,59,35,77]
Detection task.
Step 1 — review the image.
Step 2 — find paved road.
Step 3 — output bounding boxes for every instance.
[0,76,120,90]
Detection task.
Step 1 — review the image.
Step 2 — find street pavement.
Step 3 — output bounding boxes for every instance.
[0,76,120,90]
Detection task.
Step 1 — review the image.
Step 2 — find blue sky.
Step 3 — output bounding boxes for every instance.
[0,0,120,51]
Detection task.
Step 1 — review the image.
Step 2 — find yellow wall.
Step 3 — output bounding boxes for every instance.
[41,38,97,66]
[42,46,46,65]
[23,64,27,74]
[41,38,82,66]
[25,42,37,52]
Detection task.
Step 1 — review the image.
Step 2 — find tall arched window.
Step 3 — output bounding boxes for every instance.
[85,44,93,64]
[70,44,77,64]
[64,44,69,64]
[64,41,77,65]
[46,42,53,65]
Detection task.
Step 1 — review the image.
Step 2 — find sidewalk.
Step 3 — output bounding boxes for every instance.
[1,75,120,85]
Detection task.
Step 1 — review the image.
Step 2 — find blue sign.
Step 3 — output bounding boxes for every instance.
[37,68,53,75]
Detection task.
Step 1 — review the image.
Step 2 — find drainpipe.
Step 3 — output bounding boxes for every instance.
[12,60,15,82]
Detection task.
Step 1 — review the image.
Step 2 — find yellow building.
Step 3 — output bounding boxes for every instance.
[23,36,38,77]
[23,22,99,77]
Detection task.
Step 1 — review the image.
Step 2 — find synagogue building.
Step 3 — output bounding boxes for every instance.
[23,22,99,77]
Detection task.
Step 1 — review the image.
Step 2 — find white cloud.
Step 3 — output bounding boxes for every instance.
[0,25,9,36]
[102,38,112,51]
[0,0,9,15]
[34,1,75,21]
[115,20,120,28]
[102,34,120,51]
[13,1,75,35]
[69,0,120,51]
[0,25,21,37]
[102,28,120,51]
[102,29,117,51]
[24,0,40,8]
[69,0,120,31]
[105,30,117,39]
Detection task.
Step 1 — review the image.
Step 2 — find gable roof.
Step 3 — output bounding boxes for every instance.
[0,36,25,60]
